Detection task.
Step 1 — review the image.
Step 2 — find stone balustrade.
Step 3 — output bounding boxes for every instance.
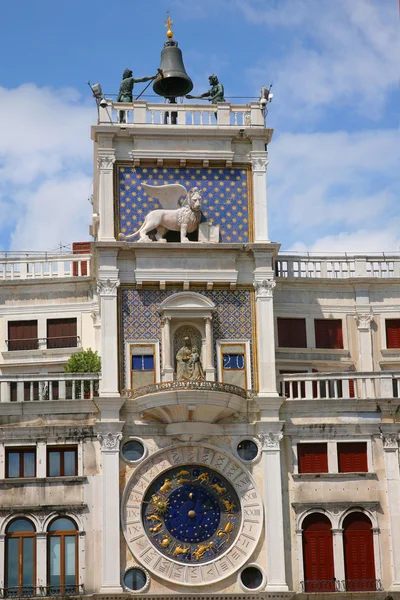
[279,371,400,401]
[99,100,265,127]
[0,374,99,402]
[275,253,400,279]
[0,252,91,280]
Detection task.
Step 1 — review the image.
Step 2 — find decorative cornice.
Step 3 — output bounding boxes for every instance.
[257,432,283,450]
[381,432,398,450]
[97,278,120,297]
[354,313,374,331]
[292,501,380,514]
[97,154,116,170]
[253,279,276,298]
[98,432,122,451]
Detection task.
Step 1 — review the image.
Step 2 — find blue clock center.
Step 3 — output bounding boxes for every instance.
[164,484,220,543]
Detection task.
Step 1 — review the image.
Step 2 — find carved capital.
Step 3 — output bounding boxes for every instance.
[98,432,122,451]
[258,432,283,450]
[354,313,374,330]
[381,433,398,451]
[253,279,276,298]
[251,153,269,173]
[97,154,115,170]
[97,278,120,297]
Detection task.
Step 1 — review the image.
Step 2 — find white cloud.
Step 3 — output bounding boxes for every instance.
[290,228,400,254]
[0,84,93,250]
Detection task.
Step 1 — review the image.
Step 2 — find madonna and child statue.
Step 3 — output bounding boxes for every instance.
[176,337,205,381]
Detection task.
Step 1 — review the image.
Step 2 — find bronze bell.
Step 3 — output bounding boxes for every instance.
[153,40,193,99]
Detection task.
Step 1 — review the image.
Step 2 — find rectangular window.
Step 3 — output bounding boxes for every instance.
[315,319,343,349]
[298,442,328,474]
[6,448,36,478]
[47,447,78,477]
[277,318,307,348]
[386,319,400,349]
[221,344,247,389]
[7,320,38,351]
[47,318,77,349]
[337,442,368,473]
[130,344,156,389]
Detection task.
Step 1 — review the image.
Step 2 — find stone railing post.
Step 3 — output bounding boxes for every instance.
[250,152,269,242]
[258,432,288,591]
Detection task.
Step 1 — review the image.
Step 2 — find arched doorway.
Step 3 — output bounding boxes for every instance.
[302,513,335,592]
[343,512,376,591]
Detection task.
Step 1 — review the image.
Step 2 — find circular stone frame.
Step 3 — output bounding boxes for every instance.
[121,443,263,587]
[121,438,148,464]
[238,563,266,592]
[122,566,151,594]
[234,437,262,464]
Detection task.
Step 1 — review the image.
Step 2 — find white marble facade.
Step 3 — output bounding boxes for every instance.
[0,98,399,600]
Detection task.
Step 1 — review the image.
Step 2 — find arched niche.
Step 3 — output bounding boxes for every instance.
[158,292,216,382]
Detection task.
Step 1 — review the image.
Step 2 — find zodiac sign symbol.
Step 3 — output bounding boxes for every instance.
[193,471,209,485]
[160,535,171,548]
[173,544,190,557]
[150,494,170,515]
[159,478,173,494]
[192,541,214,561]
[149,522,163,534]
[216,520,234,544]
[146,514,162,523]
[211,482,226,495]
[176,469,190,477]
[222,499,236,512]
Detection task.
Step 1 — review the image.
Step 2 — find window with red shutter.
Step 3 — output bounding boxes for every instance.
[337,442,368,473]
[343,513,376,591]
[298,443,328,473]
[302,514,335,592]
[47,318,77,349]
[386,319,400,349]
[315,319,343,349]
[7,321,38,351]
[277,318,307,348]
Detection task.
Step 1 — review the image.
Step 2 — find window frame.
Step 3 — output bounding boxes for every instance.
[337,441,368,473]
[297,442,329,474]
[292,438,372,475]
[5,518,37,594]
[46,318,78,349]
[277,317,307,348]
[314,318,344,349]
[7,320,38,351]
[216,340,252,389]
[125,341,160,388]
[47,518,79,593]
[47,446,78,477]
[5,447,37,478]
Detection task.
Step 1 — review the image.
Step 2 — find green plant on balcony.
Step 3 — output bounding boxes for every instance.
[65,348,101,397]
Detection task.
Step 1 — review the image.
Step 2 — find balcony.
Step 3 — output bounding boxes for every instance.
[279,371,400,401]
[0,374,99,402]
[6,337,80,351]
[0,584,85,598]
[275,252,400,279]
[0,252,91,281]
[98,99,267,128]
[300,579,382,593]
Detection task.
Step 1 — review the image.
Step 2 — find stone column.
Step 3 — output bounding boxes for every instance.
[162,317,173,381]
[382,433,400,589]
[250,152,269,242]
[204,317,215,381]
[354,313,374,372]
[97,153,116,242]
[0,534,5,588]
[372,527,382,581]
[97,279,120,397]
[295,528,304,588]
[36,532,47,587]
[97,430,123,593]
[259,432,288,591]
[331,528,345,583]
[254,279,277,396]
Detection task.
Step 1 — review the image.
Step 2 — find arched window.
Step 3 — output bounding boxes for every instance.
[302,513,335,592]
[6,518,36,596]
[48,517,78,594]
[343,512,376,591]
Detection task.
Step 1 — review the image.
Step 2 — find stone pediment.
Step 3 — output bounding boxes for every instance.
[158,291,216,316]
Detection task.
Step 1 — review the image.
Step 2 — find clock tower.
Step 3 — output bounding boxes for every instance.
[91,28,287,596]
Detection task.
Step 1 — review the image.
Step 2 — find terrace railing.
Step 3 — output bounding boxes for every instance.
[275,253,400,279]
[0,252,91,281]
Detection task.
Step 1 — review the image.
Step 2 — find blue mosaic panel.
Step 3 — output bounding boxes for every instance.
[118,166,251,243]
[121,288,254,387]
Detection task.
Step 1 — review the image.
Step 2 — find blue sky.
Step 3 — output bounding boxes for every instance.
[0,0,398,252]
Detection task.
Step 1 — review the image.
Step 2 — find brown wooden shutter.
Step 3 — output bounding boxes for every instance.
[8,321,38,350]
[277,318,307,348]
[338,442,367,472]
[315,319,343,349]
[343,513,376,590]
[298,443,328,473]
[72,241,90,276]
[302,514,335,591]
[386,319,400,349]
[47,318,77,348]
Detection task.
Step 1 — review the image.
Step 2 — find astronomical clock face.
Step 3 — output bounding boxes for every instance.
[122,444,263,586]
